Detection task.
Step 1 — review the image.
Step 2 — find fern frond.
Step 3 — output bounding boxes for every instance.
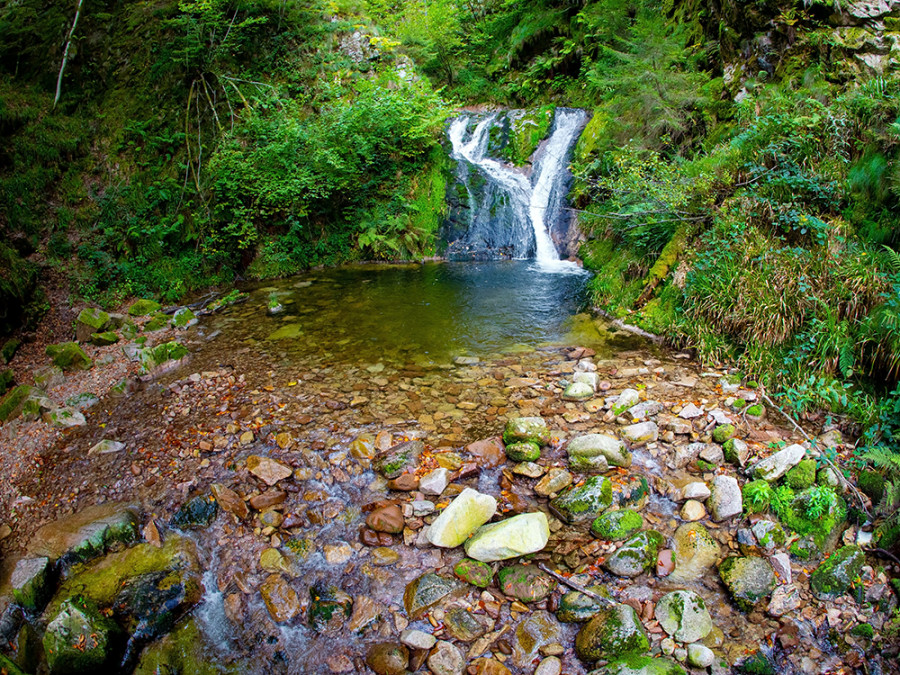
[883,245,900,277]
[863,447,900,476]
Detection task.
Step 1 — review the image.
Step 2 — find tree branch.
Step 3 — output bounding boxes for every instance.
[54,0,85,108]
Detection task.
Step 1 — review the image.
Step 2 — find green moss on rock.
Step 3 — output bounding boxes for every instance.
[575,603,650,661]
[810,545,864,600]
[551,476,613,524]
[712,424,736,443]
[591,509,644,540]
[785,459,817,490]
[128,299,162,316]
[505,441,541,462]
[46,341,92,371]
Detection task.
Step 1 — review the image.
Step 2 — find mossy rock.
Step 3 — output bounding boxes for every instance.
[1,337,21,364]
[498,564,555,602]
[46,341,92,371]
[0,654,27,675]
[454,558,493,587]
[785,459,816,490]
[592,655,686,675]
[128,299,162,316]
[746,405,764,419]
[76,307,110,342]
[711,424,735,444]
[144,313,170,332]
[0,368,14,396]
[90,331,119,346]
[602,530,664,578]
[171,307,197,328]
[778,488,847,553]
[43,595,122,674]
[858,470,885,505]
[29,502,141,567]
[810,545,864,600]
[557,584,612,622]
[134,618,235,675]
[551,476,613,524]
[575,603,649,661]
[11,556,54,611]
[505,441,540,462]
[591,510,643,541]
[718,556,775,611]
[170,494,218,530]
[138,341,189,373]
[502,416,550,446]
[403,573,463,620]
[0,385,40,422]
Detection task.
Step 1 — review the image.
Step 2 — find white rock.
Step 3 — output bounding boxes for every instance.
[412,500,435,516]
[535,656,562,675]
[88,439,125,455]
[572,371,599,391]
[464,512,549,562]
[681,500,706,522]
[682,482,711,501]
[678,403,703,419]
[620,421,658,444]
[771,552,792,584]
[426,488,497,548]
[751,444,806,481]
[688,643,715,668]
[400,628,436,650]
[614,388,641,411]
[708,409,732,425]
[419,467,451,496]
[709,475,742,521]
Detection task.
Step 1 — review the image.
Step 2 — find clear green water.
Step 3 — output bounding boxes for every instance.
[231,261,614,365]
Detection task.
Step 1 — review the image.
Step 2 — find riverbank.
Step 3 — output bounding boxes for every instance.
[0,272,896,674]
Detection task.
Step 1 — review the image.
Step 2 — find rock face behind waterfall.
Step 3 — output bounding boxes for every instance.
[442,108,588,261]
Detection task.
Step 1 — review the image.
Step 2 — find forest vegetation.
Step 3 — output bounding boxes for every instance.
[1,0,900,542]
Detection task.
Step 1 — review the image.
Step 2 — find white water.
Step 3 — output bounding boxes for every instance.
[447,108,587,272]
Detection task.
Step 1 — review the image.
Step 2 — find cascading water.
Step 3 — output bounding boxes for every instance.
[444,108,587,268]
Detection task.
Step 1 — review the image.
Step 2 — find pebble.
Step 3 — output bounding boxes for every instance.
[681,500,706,521]
[534,656,562,675]
[400,628,436,650]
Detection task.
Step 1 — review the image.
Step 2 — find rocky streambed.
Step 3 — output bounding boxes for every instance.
[0,266,898,675]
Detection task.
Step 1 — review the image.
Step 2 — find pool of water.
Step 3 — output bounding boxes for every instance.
[233,261,609,365]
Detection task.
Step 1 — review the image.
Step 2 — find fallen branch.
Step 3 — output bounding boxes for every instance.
[537,563,614,605]
[54,0,85,108]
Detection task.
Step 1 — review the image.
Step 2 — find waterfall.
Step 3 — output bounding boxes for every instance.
[444,108,587,269]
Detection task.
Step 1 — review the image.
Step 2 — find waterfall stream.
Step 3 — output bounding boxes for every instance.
[445,108,587,268]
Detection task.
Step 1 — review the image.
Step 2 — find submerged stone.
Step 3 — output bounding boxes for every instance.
[366,642,409,675]
[373,440,424,479]
[551,476,613,524]
[308,582,353,631]
[464,512,550,562]
[602,531,664,577]
[502,416,550,446]
[454,558,494,587]
[427,487,497,548]
[557,585,612,622]
[654,590,712,643]
[498,564,556,602]
[170,494,217,530]
[575,603,649,661]
[403,573,464,620]
[260,574,300,623]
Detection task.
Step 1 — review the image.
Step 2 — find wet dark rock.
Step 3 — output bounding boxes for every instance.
[443,607,489,642]
[466,437,506,468]
[366,505,404,534]
[556,585,611,622]
[259,574,300,623]
[169,494,218,530]
[11,557,54,611]
[551,476,612,524]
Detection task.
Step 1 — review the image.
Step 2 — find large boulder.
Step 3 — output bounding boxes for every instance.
[590,655,686,675]
[43,595,122,674]
[654,590,712,643]
[29,502,140,566]
[46,342,92,371]
[128,299,162,316]
[567,434,631,472]
[575,603,649,661]
[464,512,550,562]
[427,488,497,548]
[75,307,111,342]
[551,476,613,524]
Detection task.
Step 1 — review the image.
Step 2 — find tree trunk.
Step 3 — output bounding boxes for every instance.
[54,0,84,108]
